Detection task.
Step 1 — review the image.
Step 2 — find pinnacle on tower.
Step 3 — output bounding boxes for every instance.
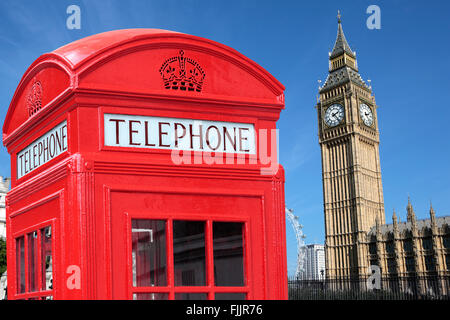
[429,201,436,221]
[392,209,400,237]
[375,215,381,230]
[330,11,355,59]
[406,196,416,222]
[429,202,435,214]
[375,216,382,238]
[320,13,369,93]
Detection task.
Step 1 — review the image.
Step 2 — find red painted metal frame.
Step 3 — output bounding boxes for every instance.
[107,184,264,299]
[124,215,250,300]
[3,29,287,300]
[13,220,55,300]
[9,192,61,300]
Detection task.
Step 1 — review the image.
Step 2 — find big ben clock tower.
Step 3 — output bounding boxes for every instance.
[316,13,385,279]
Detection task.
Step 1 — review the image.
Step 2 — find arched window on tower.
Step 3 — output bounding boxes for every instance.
[424,255,436,272]
[368,236,377,255]
[385,233,395,254]
[443,226,450,271]
[405,257,415,273]
[402,230,413,250]
[402,232,415,273]
[443,230,450,249]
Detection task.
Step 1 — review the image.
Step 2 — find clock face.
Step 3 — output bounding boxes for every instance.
[324,104,344,127]
[359,103,374,126]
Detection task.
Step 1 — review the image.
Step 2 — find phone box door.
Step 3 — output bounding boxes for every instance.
[109,187,266,300]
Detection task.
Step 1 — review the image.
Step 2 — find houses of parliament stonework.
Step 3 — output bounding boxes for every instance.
[316,15,450,282]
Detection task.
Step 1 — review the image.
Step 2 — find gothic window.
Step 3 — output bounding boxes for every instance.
[369,238,377,255]
[385,241,395,254]
[403,239,413,252]
[405,257,415,273]
[443,234,450,249]
[386,232,394,241]
[369,243,377,255]
[422,237,433,251]
[424,256,435,272]
[387,258,397,274]
[422,227,432,237]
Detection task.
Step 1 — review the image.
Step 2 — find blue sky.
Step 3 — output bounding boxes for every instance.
[0,0,449,276]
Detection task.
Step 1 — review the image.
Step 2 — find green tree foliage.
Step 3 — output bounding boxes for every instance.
[0,238,6,275]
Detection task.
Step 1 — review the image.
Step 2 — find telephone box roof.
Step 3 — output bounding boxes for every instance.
[53,29,182,68]
[3,29,285,142]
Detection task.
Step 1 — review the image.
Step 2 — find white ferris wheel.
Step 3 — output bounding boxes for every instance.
[285,207,307,279]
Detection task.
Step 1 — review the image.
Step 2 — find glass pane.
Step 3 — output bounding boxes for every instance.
[175,293,207,300]
[16,237,25,294]
[27,231,39,292]
[41,226,52,291]
[213,222,244,286]
[133,293,168,300]
[173,220,205,286]
[215,293,246,300]
[132,219,167,287]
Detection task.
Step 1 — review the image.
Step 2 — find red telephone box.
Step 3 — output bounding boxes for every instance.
[2,29,287,300]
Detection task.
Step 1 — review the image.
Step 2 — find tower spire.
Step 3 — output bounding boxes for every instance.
[429,201,436,219]
[393,209,399,236]
[320,12,370,93]
[406,196,416,222]
[430,202,438,234]
[330,11,355,60]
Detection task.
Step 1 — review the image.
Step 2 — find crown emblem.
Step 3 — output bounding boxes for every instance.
[26,81,43,117]
[159,50,205,92]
